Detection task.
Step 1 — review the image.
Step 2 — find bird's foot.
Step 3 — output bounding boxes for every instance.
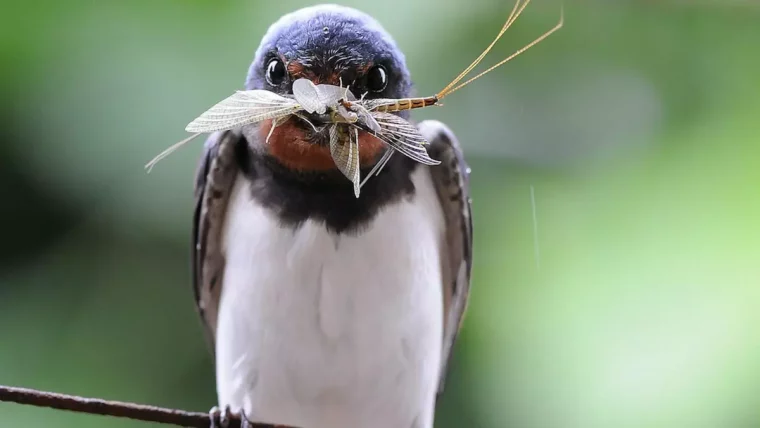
[209,405,232,428]
[209,405,255,428]
[239,408,253,428]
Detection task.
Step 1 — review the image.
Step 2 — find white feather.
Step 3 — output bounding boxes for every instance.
[215,166,445,428]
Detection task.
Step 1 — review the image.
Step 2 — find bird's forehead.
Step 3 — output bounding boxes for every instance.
[256,5,403,63]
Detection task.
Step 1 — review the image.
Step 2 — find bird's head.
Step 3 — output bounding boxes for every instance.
[242,5,412,172]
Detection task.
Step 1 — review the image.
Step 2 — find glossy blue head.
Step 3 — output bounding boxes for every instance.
[246,4,412,101]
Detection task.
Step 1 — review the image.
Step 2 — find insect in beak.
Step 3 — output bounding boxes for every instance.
[147,0,563,196]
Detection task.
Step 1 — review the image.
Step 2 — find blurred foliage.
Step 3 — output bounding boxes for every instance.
[1,0,759,427]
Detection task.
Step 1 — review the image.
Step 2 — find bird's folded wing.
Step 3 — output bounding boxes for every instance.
[192,129,243,349]
[418,120,474,394]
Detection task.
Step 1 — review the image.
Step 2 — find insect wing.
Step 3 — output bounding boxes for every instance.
[329,125,361,197]
[357,108,381,133]
[293,79,327,114]
[293,78,359,115]
[369,112,441,166]
[316,83,357,103]
[186,90,300,133]
[350,103,381,133]
[348,128,361,197]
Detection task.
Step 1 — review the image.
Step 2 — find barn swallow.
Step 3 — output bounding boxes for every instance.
[193,5,472,428]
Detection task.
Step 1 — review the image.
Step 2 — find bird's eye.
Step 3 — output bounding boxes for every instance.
[265,58,286,86]
[366,65,388,92]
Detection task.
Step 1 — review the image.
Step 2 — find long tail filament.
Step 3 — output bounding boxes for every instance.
[436,0,563,100]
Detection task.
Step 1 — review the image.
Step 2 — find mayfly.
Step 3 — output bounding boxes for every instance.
[146,0,563,197]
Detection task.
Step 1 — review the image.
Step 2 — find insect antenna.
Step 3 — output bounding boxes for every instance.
[436,0,563,100]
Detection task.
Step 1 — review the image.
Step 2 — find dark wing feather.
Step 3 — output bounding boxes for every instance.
[418,120,474,394]
[192,129,243,348]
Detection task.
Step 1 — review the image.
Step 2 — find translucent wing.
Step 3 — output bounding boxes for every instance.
[293,79,327,114]
[329,125,361,197]
[348,128,361,197]
[292,79,355,114]
[350,103,381,133]
[317,83,356,103]
[367,112,441,166]
[185,90,300,133]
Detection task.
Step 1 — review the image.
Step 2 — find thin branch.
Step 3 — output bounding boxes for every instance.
[0,385,296,428]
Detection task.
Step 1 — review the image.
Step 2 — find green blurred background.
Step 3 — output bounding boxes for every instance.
[1,0,759,427]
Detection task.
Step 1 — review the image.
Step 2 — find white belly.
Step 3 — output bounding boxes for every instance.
[215,167,445,428]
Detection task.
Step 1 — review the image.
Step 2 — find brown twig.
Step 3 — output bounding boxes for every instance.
[0,385,296,428]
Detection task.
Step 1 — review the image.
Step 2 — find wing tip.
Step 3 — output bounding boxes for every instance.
[417,120,460,149]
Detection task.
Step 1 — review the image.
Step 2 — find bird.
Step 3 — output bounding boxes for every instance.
[192,5,473,428]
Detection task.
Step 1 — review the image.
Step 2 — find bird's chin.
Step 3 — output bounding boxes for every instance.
[257,118,338,171]
[256,117,387,172]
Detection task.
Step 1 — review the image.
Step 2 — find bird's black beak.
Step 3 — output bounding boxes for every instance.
[302,112,333,127]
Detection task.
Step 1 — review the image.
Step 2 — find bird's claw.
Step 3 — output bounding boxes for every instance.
[209,406,219,428]
[209,405,254,428]
[239,408,252,428]
[208,405,233,428]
